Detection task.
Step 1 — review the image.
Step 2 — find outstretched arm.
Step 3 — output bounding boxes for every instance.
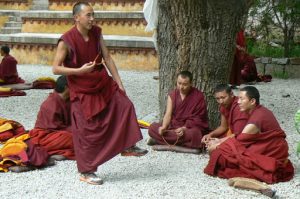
[52,41,96,75]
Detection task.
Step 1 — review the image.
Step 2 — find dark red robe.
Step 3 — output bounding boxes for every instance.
[219,96,248,136]
[240,54,258,83]
[229,30,246,85]
[148,87,209,148]
[29,92,75,160]
[0,55,25,85]
[60,26,142,172]
[204,105,294,183]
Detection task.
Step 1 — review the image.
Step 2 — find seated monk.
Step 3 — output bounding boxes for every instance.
[0,130,54,173]
[204,86,294,184]
[240,52,259,83]
[29,75,75,161]
[148,71,209,154]
[0,45,25,85]
[201,84,248,152]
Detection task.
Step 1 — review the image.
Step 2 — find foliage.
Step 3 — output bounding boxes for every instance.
[247,39,300,57]
[247,0,300,57]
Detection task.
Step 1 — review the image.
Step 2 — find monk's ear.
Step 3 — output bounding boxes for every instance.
[250,98,256,106]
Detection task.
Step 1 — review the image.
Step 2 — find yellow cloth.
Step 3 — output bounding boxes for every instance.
[0,87,12,92]
[0,78,4,83]
[138,120,150,127]
[36,77,55,82]
[226,128,233,137]
[0,123,13,133]
[0,134,30,157]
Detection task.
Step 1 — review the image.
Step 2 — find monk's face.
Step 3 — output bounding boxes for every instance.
[238,91,256,113]
[75,5,95,30]
[176,75,192,95]
[214,91,233,108]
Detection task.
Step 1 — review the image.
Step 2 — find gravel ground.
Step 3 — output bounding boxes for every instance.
[0,65,299,199]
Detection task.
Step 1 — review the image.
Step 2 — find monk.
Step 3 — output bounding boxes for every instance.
[240,52,258,83]
[29,75,75,161]
[229,30,246,86]
[0,45,25,85]
[204,86,294,184]
[52,2,147,185]
[148,71,209,153]
[201,84,248,151]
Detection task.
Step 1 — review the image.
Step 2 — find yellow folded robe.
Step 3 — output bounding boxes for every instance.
[0,123,13,133]
[0,134,30,157]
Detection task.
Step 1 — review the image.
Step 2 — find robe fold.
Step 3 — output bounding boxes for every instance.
[0,55,24,85]
[60,25,142,172]
[29,92,75,160]
[219,96,248,136]
[148,87,209,148]
[204,105,294,183]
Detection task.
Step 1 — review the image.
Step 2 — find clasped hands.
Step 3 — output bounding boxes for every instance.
[202,134,221,153]
[158,126,186,137]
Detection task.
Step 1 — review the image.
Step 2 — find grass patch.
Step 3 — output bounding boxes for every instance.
[272,70,289,79]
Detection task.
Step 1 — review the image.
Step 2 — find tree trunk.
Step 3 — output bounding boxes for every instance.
[157,0,252,129]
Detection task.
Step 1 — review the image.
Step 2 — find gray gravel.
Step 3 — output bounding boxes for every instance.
[0,65,299,199]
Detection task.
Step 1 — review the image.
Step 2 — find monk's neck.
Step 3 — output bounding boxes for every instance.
[76,25,89,41]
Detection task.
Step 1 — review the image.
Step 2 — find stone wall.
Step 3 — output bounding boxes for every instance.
[255,57,300,78]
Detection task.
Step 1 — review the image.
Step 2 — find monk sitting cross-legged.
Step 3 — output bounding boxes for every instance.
[0,45,25,85]
[29,75,75,161]
[202,84,249,153]
[148,71,209,154]
[204,86,294,184]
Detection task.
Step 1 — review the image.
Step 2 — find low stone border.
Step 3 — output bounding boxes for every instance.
[255,57,300,78]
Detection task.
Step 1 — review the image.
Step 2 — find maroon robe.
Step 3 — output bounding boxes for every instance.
[219,96,248,136]
[60,25,142,172]
[0,55,24,85]
[240,54,258,82]
[229,30,246,85]
[29,92,75,160]
[148,87,209,148]
[204,105,294,183]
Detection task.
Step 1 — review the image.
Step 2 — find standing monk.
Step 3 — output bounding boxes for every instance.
[29,75,75,161]
[204,86,294,184]
[0,45,25,85]
[52,2,147,185]
[229,30,246,86]
[148,71,209,153]
[202,84,248,152]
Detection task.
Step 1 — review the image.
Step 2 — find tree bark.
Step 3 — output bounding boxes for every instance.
[157,0,252,128]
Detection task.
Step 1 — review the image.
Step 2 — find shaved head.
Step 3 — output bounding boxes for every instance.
[72,2,91,16]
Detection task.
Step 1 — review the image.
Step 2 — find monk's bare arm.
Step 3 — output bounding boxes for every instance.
[52,41,95,75]
[99,35,124,90]
[161,96,173,129]
[242,123,259,134]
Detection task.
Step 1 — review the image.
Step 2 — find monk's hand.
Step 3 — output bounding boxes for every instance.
[158,126,166,136]
[207,138,221,153]
[175,127,185,137]
[80,61,96,73]
[201,134,212,144]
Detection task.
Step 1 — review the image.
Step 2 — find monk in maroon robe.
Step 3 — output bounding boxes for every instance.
[204,86,294,184]
[29,76,75,160]
[202,84,248,150]
[0,45,25,85]
[240,53,258,83]
[229,30,246,86]
[52,2,147,185]
[148,71,209,152]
